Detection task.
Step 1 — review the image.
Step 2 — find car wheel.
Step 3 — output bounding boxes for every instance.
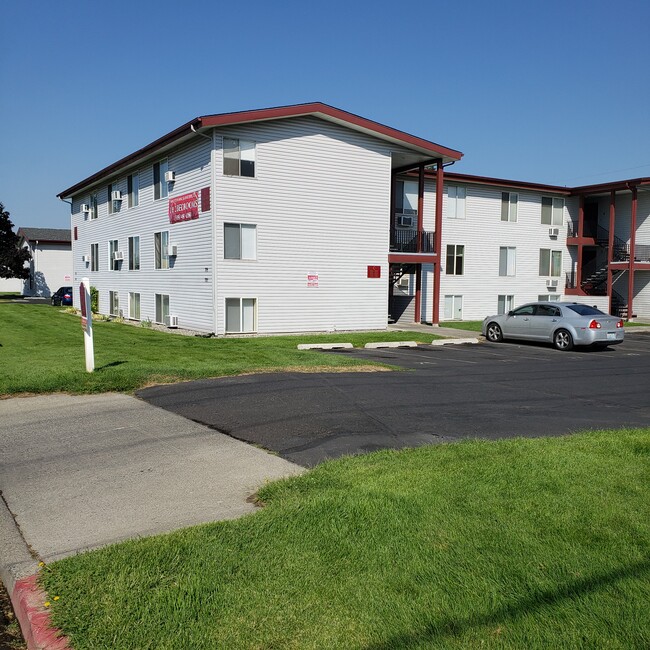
[486,322,503,343]
[554,329,574,351]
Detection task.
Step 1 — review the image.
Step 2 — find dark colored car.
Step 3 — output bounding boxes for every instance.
[51,286,73,306]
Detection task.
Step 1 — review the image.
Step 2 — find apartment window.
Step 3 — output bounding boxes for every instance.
[444,295,463,320]
[498,295,515,315]
[445,244,464,275]
[538,294,561,302]
[154,231,169,269]
[541,197,564,225]
[539,249,562,276]
[128,236,140,270]
[225,298,256,333]
[153,159,169,200]
[109,239,120,271]
[395,180,418,216]
[108,183,118,214]
[224,223,256,260]
[223,138,255,177]
[109,290,120,316]
[501,192,518,222]
[447,186,466,219]
[128,172,139,208]
[90,243,99,271]
[129,292,141,320]
[89,193,98,220]
[499,246,516,276]
[155,293,169,324]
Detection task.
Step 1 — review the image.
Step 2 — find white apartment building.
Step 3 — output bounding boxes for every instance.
[18,228,72,298]
[58,103,650,333]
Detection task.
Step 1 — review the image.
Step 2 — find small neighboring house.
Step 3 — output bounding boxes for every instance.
[17,228,72,298]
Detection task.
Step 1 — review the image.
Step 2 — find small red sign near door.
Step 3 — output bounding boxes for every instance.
[307,273,319,287]
[367,265,381,278]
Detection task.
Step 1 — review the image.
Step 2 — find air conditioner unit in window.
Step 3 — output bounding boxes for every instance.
[82,254,90,263]
[547,279,559,288]
[167,244,177,256]
[111,190,122,201]
[81,204,90,213]
[549,227,560,237]
[113,251,124,261]
[164,171,175,183]
[166,315,179,328]
[397,215,414,227]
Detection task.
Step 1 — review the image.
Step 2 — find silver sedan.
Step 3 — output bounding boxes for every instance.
[482,302,625,351]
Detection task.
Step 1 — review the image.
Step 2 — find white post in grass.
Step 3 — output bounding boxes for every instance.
[79,277,94,372]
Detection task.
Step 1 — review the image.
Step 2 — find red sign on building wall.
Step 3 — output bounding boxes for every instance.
[367,265,381,278]
[168,192,199,224]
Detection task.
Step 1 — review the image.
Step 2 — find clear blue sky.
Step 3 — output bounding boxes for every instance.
[2,0,649,229]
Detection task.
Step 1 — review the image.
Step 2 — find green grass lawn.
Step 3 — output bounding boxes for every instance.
[0,304,441,395]
[41,429,650,649]
[440,320,483,332]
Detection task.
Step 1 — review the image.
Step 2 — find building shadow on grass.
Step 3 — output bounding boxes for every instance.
[96,361,127,370]
[365,559,650,649]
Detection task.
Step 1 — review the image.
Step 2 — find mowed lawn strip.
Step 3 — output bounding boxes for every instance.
[0,304,439,395]
[41,429,650,649]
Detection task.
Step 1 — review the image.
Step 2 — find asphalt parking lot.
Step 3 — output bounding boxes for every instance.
[138,333,650,467]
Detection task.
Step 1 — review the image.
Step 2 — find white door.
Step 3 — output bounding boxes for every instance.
[444,295,463,320]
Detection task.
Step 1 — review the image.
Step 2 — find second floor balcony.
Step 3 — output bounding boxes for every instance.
[390,228,435,254]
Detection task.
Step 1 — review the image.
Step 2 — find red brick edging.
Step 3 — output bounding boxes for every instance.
[11,574,71,650]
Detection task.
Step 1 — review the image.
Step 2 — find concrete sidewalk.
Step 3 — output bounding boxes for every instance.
[0,392,303,587]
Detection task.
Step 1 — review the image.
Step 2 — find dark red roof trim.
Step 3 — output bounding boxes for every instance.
[569,177,650,195]
[418,170,572,195]
[58,103,463,199]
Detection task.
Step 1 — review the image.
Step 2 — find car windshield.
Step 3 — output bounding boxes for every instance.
[565,304,605,316]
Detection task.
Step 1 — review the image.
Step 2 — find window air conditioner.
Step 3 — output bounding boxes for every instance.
[111,190,122,201]
[548,227,559,237]
[81,204,90,213]
[82,254,90,263]
[397,215,414,227]
[547,279,559,288]
[113,251,124,261]
[167,244,177,256]
[166,315,179,328]
[165,171,175,183]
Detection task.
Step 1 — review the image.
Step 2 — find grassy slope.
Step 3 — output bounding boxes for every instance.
[0,304,441,395]
[41,429,649,650]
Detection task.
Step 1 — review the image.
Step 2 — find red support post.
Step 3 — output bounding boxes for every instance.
[628,186,637,319]
[414,266,422,323]
[432,160,444,325]
[607,191,615,313]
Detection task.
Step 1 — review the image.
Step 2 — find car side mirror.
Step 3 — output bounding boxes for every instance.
[507,310,514,316]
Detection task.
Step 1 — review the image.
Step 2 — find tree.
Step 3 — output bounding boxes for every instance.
[0,203,30,279]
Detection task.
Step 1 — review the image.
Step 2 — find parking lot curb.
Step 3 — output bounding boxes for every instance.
[430,337,481,346]
[11,573,71,650]
[297,343,353,350]
[364,341,418,349]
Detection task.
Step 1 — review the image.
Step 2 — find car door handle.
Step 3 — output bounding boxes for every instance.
[523,317,529,321]
[552,319,558,322]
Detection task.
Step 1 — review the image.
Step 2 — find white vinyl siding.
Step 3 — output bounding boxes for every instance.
[129,292,141,320]
[501,192,518,222]
[446,186,466,219]
[225,298,256,333]
[499,247,516,276]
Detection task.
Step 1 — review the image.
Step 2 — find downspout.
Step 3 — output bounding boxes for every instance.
[191,123,218,334]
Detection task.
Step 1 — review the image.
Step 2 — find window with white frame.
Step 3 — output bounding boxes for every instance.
[224,223,256,260]
[538,294,561,302]
[153,159,169,200]
[498,294,515,315]
[109,239,119,271]
[225,298,256,333]
[129,292,141,320]
[446,186,466,219]
[109,290,119,316]
[154,231,169,269]
[128,172,139,208]
[89,193,98,220]
[108,182,121,214]
[499,246,516,276]
[445,244,464,275]
[444,295,463,320]
[155,293,169,324]
[128,236,140,270]
[541,197,564,225]
[501,192,518,222]
[395,180,418,216]
[223,138,255,177]
[539,249,562,276]
[90,243,99,271]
